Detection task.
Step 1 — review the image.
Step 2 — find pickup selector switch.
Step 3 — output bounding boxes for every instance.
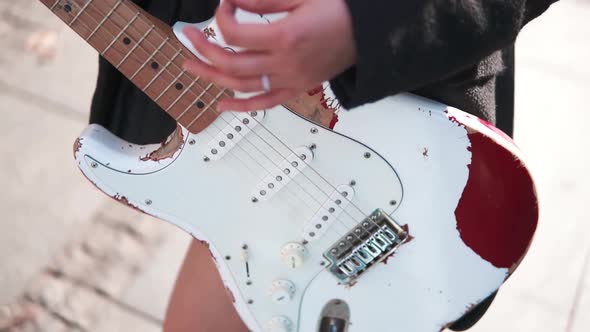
[269,279,296,304]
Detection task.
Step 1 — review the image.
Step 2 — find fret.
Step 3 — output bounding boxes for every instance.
[101,12,140,55]
[130,37,169,80]
[144,49,183,91]
[154,69,190,102]
[176,83,212,120]
[85,0,123,41]
[50,0,61,10]
[186,87,225,128]
[68,0,93,26]
[117,26,154,68]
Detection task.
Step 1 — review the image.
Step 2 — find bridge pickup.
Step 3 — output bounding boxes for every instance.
[203,111,265,161]
[323,209,408,285]
[251,147,314,201]
[303,185,355,242]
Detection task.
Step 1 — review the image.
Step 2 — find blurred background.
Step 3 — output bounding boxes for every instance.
[0,0,589,331]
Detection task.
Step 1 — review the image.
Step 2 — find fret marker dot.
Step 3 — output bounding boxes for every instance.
[175,83,184,90]
[196,100,205,108]
[122,37,131,45]
[64,4,72,13]
[151,62,159,70]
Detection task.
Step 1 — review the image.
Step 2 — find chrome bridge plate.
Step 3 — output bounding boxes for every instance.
[323,209,408,285]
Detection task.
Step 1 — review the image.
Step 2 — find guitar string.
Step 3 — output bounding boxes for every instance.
[69,0,371,239]
[60,0,386,247]
[68,1,391,258]
[59,1,357,245]
[59,1,348,239]
[64,0,383,249]
[102,0,390,239]
[63,0,378,249]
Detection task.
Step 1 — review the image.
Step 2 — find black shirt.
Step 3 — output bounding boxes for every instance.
[90,0,557,144]
[87,1,556,329]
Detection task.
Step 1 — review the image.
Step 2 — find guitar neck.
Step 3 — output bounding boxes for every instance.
[39,0,223,133]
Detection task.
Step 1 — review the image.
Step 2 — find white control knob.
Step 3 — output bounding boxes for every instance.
[269,279,296,304]
[265,316,292,332]
[280,242,308,268]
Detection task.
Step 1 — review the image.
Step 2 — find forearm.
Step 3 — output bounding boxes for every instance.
[330,0,558,108]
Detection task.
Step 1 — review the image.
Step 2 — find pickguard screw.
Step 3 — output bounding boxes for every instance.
[91,162,98,168]
[251,197,258,203]
[145,199,152,205]
[246,280,252,286]
[320,261,326,266]
[242,244,248,250]
[310,127,318,134]
[225,255,231,260]
[309,143,317,150]
[203,156,210,162]
[188,139,196,145]
[248,299,254,304]
[364,152,371,159]
[350,180,356,186]
[390,200,397,206]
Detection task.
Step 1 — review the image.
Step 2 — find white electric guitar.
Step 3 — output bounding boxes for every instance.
[41,1,538,331]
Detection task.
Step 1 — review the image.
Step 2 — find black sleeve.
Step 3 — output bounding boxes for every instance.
[329,0,558,108]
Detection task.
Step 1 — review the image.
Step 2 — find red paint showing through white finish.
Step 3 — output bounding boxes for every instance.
[455,131,538,269]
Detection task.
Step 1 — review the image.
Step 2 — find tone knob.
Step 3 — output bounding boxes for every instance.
[269,279,296,304]
[265,315,292,332]
[280,242,308,268]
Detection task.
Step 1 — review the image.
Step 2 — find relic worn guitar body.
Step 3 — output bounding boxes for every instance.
[41,0,538,331]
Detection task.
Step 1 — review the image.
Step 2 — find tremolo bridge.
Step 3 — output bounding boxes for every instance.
[323,209,408,285]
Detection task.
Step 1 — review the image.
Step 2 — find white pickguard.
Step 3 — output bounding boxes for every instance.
[73,10,535,332]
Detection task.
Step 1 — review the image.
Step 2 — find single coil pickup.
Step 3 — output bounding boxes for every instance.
[203,111,265,161]
[323,209,408,285]
[302,185,355,242]
[251,146,314,201]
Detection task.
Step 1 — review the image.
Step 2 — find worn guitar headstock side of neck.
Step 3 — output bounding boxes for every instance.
[38,0,337,131]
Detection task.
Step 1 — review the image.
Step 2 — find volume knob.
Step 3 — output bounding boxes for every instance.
[269,279,296,304]
[280,242,308,268]
[265,316,292,332]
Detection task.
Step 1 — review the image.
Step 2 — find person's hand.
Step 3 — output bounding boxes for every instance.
[182,0,356,112]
